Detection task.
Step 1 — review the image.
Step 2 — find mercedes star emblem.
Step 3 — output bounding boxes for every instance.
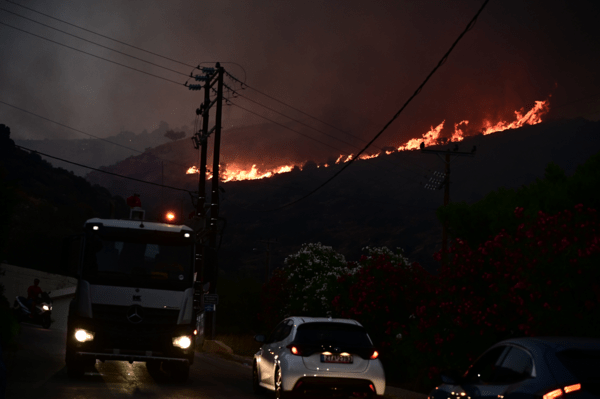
[126,305,144,324]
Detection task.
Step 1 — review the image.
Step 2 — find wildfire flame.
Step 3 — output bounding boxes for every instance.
[186,99,550,182]
[482,100,549,135]
[221,164,294,182]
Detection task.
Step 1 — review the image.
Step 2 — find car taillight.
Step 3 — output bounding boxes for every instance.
[544,389,563,399]
[543,383,581,399]
[370,350,379,359]
[287,344,301,356]
[564,384,581,393]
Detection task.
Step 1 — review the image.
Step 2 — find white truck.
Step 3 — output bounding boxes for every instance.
[64,215,201,381]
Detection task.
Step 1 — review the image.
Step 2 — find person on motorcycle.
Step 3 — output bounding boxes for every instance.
[27,278,43,318]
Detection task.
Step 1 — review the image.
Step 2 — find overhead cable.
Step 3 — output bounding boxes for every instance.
[14,144,193,194]
[255,0,491,211]
[5,0,247,81]
[0,99,190,169]
[0,7,189,78]
[0,21,184,86]
[4,0,197,69]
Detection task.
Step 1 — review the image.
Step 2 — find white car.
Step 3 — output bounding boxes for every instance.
[253,316,386,398]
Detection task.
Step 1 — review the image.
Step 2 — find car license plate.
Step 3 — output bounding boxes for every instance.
[321,354,353,363]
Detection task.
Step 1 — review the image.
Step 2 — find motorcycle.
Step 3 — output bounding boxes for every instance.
[13,292,53,329]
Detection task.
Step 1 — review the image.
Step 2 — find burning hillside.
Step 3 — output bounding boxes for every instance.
[186,99,550,182]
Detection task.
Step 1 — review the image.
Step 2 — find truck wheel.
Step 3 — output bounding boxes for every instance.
[170,362,190,383]
[66,351,85,378]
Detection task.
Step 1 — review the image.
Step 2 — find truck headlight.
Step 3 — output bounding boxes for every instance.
[172,336,192,349]
[74,329,95,342]
[42,304,50,311]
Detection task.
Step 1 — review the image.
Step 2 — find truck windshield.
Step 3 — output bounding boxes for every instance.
[82,231,193,291]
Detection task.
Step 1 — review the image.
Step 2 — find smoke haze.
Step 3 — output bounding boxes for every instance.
[1,0,600,166]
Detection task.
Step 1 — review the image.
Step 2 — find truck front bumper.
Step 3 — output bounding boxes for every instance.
[74,351,190,364]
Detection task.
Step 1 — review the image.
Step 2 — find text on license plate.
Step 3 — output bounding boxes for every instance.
[320,354,353,363]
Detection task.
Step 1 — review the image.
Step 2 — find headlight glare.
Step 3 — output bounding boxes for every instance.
[74,329,95,342]
[172,335,192,349]
[42,304,50,311]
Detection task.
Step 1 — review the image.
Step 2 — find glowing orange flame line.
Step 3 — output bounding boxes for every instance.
[185,99,550,182]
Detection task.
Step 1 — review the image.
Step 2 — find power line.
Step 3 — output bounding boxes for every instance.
[0,21,184,86]
[224,83,359,151]
[253,0,491,211]
[5,0,248,82]
[3,0,423,178]
[226,99,421,184]
[226,71,368,146]
[0,99,190,169]
[3,0,487,196]
[4,0,197,70]
[225,99,352,156]
[0,7,190,78]
[14,144,192,194]
[224,82,428,176]
[4,0,390,155]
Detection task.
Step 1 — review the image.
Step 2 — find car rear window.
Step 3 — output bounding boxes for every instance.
[555,349,600,381]
[294,322,373,347]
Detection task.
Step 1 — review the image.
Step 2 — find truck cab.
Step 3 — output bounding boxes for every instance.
[65,217,198,381]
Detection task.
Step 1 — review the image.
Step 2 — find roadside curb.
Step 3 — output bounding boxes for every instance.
[202,339,234,355]
[202,339,428,399]
[384,386,428,399]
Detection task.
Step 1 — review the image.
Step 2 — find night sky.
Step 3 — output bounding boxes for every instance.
[1,0,600,168]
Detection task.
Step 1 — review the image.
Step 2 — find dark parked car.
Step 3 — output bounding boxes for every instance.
[429,337,600,399]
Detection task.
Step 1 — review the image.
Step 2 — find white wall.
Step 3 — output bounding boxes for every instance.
[1,263,77,331]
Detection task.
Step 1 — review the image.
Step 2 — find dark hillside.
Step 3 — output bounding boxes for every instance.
[85,118,600,275]
[0,124,129,273]
[14,120,187,176]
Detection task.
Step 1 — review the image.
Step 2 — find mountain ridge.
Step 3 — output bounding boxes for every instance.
[85,117,600,274]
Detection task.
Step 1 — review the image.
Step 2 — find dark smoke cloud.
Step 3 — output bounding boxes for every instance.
[1,0,599,166]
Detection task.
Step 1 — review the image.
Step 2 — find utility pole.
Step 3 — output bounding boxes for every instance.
[206,63,224,340]
[260,239,278,283]
[188,62,224,340]
[421,143,476,266]
[190,66,214,293]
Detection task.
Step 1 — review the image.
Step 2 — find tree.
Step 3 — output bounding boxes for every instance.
[438,151,600,247]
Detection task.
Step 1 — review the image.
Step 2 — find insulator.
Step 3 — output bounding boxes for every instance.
[201,67,215,73]
[188,84,202,91]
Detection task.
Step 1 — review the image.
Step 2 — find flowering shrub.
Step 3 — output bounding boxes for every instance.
[332,247,427,347]
[404,204,600,385]
[283,242,351,316]
[261,205,600,392]
[260,243,351,327]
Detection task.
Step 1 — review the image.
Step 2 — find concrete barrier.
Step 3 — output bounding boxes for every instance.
[0,264,76,331]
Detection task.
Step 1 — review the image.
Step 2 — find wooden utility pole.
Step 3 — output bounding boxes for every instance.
[260,239,278,283]
[188,62,224,340]
[205,63,224,340]
[421,143,476,266]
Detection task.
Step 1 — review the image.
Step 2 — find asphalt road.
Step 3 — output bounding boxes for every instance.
[5,324,255,399]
